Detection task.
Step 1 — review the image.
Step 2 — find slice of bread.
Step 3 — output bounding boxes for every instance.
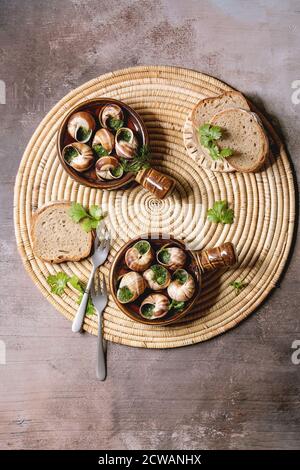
[31,201,93,263]
[209,108,269,172]
[191,90,250,130]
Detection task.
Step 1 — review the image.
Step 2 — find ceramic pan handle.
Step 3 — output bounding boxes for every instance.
[195,242,237,273]
[135,168,175,199]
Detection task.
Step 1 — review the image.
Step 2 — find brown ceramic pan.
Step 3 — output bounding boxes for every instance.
[110,234,237,326]
[57,98,175,199]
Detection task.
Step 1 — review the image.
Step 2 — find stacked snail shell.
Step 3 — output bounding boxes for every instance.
[62,104,140,180]
[116,241,197,321]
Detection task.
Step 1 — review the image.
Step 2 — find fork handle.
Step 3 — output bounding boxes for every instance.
[97,314,106,381]
[72,266,96,333]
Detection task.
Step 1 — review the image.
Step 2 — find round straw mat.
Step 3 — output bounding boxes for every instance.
[14,66,295,349]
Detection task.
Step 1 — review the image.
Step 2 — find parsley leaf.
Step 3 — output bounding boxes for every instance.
[69,202,89,223]
[173,269,188,285]
[119,129,132,142]
[68,202,105,232]
[169,300,185,312]
[110,165,124,178]
[134,241,150,255]
[76,292,95,315]
[117,286,134,303]
[230,280,248,295]
[157,248,171,264]
[199,123,233,161]
[208,125,222,140]
[47,272,69,296]
[207,200,234,224]
[89,205,103,220]
[47,272,95,315]
[93,144,108,159]
[120,145,151,173]
[140,304,155,318]
[81,217,100,232]
[68,275,84,292]
[77,126,91,142]
[64,146,79,162]
[69,274,95,314]
[108,117,124,131]
[151,265,167,285]
[220,148,234,157]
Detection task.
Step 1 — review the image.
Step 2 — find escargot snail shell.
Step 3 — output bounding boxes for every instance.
[157,246,187,271]
[117,271,146,304]
[167,269,195,302]
[140,294,170,320]
[62,142,94,172]
[125,241,154,272]
[143,265,171,290]
[99,104,124,129]
[92,128,114,154]
[67,111,96,143]
[95,156,123,180]
[115,127,139,159]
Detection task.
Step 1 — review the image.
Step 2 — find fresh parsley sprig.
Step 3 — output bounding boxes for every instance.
[47,272,69,296]
[151,265,167,286]
[199,124,233,161]
[68,203,106,232]
[207,200,234,224]
[230,280,248,295]
[108,117,124,131]
[120,145,151,174]
[117,286,134,303]
[169,300,185,312]
[93,144,109,159]
[46,272,95,315]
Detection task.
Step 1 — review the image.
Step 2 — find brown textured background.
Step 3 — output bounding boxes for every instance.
[1,0,300,450]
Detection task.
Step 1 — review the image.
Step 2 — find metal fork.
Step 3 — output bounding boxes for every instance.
[72,225,110,333]
[91,273,108,380]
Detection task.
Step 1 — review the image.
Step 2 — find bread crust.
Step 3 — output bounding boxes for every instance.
[209,108,269,173]
[31,201,93,263]
[191,90,250,129]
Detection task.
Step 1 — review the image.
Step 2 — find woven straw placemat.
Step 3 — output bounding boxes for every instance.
[14,66,295,348]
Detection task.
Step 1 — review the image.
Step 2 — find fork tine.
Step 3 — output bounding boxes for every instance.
[96,230,110,253]
[102,274,107,297]
[94,234,106,252]
[103,237,110,253]
[90,277,96,300]
[102,230,110,251]
[93,221,104,250]
[98,237,106,251]
[96,224,110,250]
[93,231,99,251]
[97,272,103,295]
[96,220,105,239]
[104,226,110,239]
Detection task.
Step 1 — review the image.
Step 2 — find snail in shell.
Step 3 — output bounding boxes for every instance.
[99,104,124,131]
[67,111,96,143]
[125,241,154,272]
[117,271,146,304]
[140,294,170,320]
[167,269,195,302]
[92,128,114,156]
[115,127,138,159]
[63,142,94,172]
[143,264,171,291]
[95,156,124,180]
[157,246,187,271]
